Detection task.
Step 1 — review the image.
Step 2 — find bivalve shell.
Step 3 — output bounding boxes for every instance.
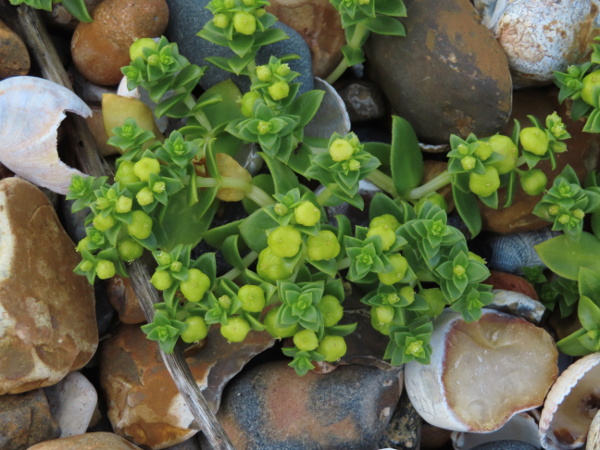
[405,309,558,432]
[539,352,600,450]
[588,409,600,450]
[0,76,89,194]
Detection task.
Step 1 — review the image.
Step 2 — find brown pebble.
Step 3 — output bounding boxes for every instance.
[71,0,169,85]
[0,18,30,79]
[485,270,539,300]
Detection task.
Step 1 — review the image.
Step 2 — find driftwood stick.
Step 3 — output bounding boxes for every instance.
[12,5,235,449]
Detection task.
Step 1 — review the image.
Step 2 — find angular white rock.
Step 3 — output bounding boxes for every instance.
[405,309,558,432]
[43,371,98,437]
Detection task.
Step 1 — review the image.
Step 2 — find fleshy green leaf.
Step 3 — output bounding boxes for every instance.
[390,116,424,195]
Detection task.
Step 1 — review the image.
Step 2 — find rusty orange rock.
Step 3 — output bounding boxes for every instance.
[71,0,169,85]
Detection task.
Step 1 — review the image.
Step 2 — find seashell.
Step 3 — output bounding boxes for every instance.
[452,412,541,449]
[588,409,600,450]
[487,227,558,275]
[487,289,546,325]
[304,77,351,139]
[405,309,558,433]
[0,76,90,194]
[539,352,600,450]
[473,0,598,88]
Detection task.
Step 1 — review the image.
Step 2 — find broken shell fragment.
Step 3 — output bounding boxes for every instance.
[487,289,546,325]
[405,309,558,432]
[0,76,90,194]
[539,352,600,450]
[589,409,600,450]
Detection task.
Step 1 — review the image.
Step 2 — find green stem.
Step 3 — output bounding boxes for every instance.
[367,170,399,197]
[403,170,452,201]
[221,251,259,280]
[325,23,368,85]
[316,187,334,205]
[183,96,212,132]
[195,176,275,207]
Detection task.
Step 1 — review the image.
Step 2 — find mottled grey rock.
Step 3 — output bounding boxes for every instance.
[0,389,61,449]
[378,390,421,450]
[210,361,402,449]
[166,0,313,93]
[471,441,539,450]
[338,80,387,123]
[364,0,512,144]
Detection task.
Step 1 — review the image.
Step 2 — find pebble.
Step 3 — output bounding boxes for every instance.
[100,324,274,448]
[0,178,97,395]
[106,275,146,324]
[484,271,539,300]
[480,87,600,234]
[71,0,169,85]
[43,371,99,437]
[165,0,314,93]
[338,80,388,123]
[28,432,142,449]
[364,0,512,144]
[0,18,29,80]
[265,0,344,78]
[378,390,421,450]
[210,361,402,449]
[0,389,61,449]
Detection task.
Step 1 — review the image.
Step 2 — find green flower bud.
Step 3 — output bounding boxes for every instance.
[453,264,466,278]
[573,209,585,220]
[558,214,571,225]
[474,141,493,161]
[318,295,344,327]
[115,195,133,214]
[170,261,183,272]
[79,260,94,273]
[129,38,158,61]
[348,159,361,171]
[152,181,166,194]
[96,259,116,280]
[96,197,111,210]
[240,91,261,117]
[147,54,160,66]
[293,329,319,352]
[581,70,600,106]
[77,237,90,253]
[180,268,211,302]
[263,307,298,339]
[488,135,518,174]
[306,230,341,261]
[461,155,477,171]
[276,64,290,76]
[180,316,208,343]
[136,187,154,206]
[520,127,549,156]
[238,285,266,312]
[133,157,161,182]
[93,213,116,231]
[151,270,173,291]
[329,138,354,162]
[378,253,409,285]
[399,286,415,305]
[115,161,140,185]
[373,305,395,324]
[233,12,256,35]
[369,214,400,231]
[366,225,396,251]
[274,203,288,216]
[457,143,469,155]
[294,201,321,226]
[414,193,448,214]
[469,166,500,197]
[316,335,347,362]
[223,0,235,8]
[370,307,391,335]
[213,13,230,29]
[257,248,294,283]
[117,238,144,261]
[548,205,560,216]
[405,339,424,357]
[221,316,251,342]
[256,65,272,82]
[520,169,547,196]
[267,225,302,258]
[155,251,171,266]
[218,295,232,310]
[127,210,153,240]
[268,81,290,100]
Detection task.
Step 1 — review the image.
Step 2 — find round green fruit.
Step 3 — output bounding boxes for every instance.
[317,335,347,362]
[581,70,600,106]
[238,285,266,313]
[180,268,211,303]
[469,166,500,198]
[220,316,251,342]
[267,225,302,258]
[378,253,409,286]
[488,135,518,174]
[263,307,298,339]
[318,295,344,327]
[293,329,319,352]
[180,316,208,343]
[520,127,549,156]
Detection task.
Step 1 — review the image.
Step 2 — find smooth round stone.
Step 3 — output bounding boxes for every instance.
[165,0,313,93]
[338,80,388,123]
[211,361,402,449]
[365,0,512,144]
[0,18,30,79]
[471,441,539,450]
[28,432,142,449]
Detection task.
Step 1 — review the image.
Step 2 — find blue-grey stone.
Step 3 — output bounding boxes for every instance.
[471,440,540,450]
[165,0,313,93]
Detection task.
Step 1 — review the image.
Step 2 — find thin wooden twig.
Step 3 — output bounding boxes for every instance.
[11,5,235,448]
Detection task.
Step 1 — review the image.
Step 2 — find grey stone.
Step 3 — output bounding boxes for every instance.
[165,0,313,93]
[378,390,421,449]
[338,80,387,123]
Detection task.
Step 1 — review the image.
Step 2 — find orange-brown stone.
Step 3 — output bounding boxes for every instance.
[28,432,141,449]
[0,178,97,395]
